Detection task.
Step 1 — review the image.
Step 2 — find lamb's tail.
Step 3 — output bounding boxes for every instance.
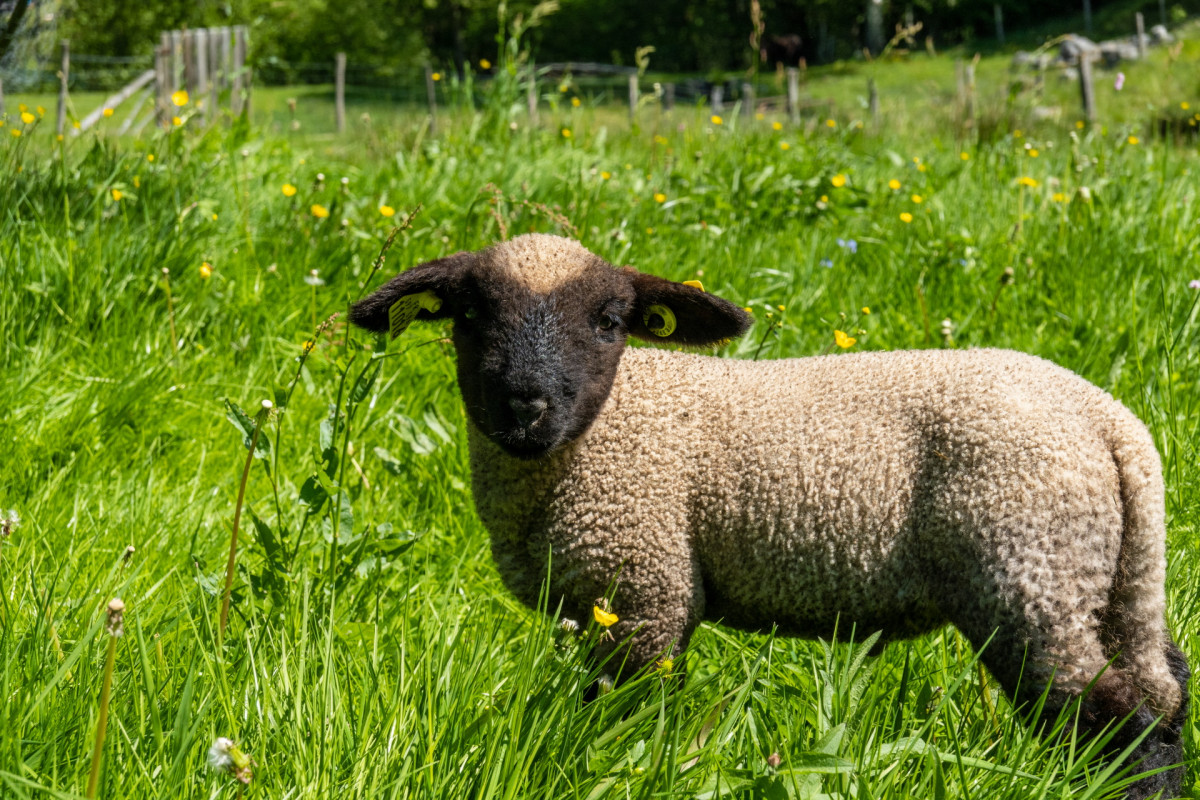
[1102,406,1185,724]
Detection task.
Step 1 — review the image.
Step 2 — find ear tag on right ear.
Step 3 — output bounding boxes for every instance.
[643,304,677,337]
[388,291,442,340]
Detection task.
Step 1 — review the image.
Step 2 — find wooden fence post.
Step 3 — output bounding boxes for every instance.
[156,34,170,127]
[232,26,247,115]
[663,82,675,112]
[1135,13,1147,60]
[710,84,723,115]
[627,74,638,125]
[868,77,879,125]
[195,29,208,121]
[1079,53,1096,123]
[170,30,183,93]
[526,61,538,125]
[0,76,5,117]
[183,29,196,93]
[965,62,976,127]
[424,64,438,135]
[335,52,346,133]
[741,82,755,118]
[57,41,69,136]
[208,28,220,115]
[786,67,799,124]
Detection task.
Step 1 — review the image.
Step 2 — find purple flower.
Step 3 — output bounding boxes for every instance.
[1114,72,1125,91]
[820,258,834,268]
[836,238,858,254]
[1190,279,1200,289]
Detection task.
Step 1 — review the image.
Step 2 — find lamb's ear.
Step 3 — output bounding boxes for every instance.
[624,268,753,346]
[349,252,472,333]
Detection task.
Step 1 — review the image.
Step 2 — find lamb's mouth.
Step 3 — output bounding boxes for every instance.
[492,422,563,460]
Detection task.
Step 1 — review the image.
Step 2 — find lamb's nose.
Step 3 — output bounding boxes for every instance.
[509,396,548,428]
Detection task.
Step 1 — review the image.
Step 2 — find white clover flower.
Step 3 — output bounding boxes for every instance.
[207,737,235,771]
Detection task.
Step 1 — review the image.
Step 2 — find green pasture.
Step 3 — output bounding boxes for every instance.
[1,34,1199,800]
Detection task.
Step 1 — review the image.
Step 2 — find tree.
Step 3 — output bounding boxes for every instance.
[0,0,32,62]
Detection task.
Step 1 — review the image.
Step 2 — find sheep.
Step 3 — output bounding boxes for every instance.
[350,233,1190,798]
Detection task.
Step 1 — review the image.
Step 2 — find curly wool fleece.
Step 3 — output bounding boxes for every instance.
[354,234,1187,797]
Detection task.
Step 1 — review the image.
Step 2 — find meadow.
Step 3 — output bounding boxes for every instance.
[1,35,1200,799]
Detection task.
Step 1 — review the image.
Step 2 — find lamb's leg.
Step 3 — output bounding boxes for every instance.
[944,571,1183,799]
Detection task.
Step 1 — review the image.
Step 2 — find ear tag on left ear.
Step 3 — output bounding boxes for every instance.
[682,280,705,292]
[388,291,442,340]
[643,304,677,337]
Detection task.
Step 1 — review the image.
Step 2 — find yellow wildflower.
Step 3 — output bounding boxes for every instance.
[899,212,913,223]
[862,307,871,314]
[17,103,27,112]
[917,163,927,172]
[561,128,571,138]
[960,152,970,160]
[171,90,189,107]
[1028,148,1039,158]
[780,142,790,150]
[110,189,123,202]
[825,118,836,128]
[380,205,396,217]
[834,329,857,348]
[653,192,666,203]
[479,58,491,69]
[10,129,20,138]
[657,657,674,674]
[755,112,764,121]
[211,212,217,220]
[133,176,141,188]
[282,183,298,197]
[1017,176,1039,188]
[571,97,581,107]
[911,194,923,204]
[600,171,611,180]
[888,179,901,190]
[1127,135,1139,145]
[172,116,183,126]
[831,174,846,188]
[147,154,155,162]
[36,105,45,116]
[431,72,441,81]
[1076,120,1085,129]
[654,135,668,145]
[199,262,213,279]
[772,121,782,131]
[1013,129,1023,138]
[1182,102,1190,110]
[311,204,330,218]
[593,605,618,627]
[20,111,35,125]
[711,115,723,125]
[1052,192,1066,203]
[820,195,829,203]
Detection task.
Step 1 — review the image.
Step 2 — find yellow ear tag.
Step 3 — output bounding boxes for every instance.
[682,279,705,292]
[643,303,677,337]
[387,290,442,340]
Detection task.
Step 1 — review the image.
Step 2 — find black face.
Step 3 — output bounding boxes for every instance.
[452,270,635,459]
[348,237,754,461]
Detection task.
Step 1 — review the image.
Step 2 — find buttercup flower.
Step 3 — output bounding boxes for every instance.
[831,174,846,188]
[311,204,330,218]
[20,111,35,125]
[282,183,298,197]
[772,121,782,131]
[593,604,618,627]
[899,212,913,223]
[888,179,901,190]
[653,193,666,203]
[571,97,581,107]
[834,329,856,348]
[200,262,213,279]
[171,90,189,107]
[380,205,395,217]
[479,58,491,69]
[711,115,723,125]
[111,189,123,202]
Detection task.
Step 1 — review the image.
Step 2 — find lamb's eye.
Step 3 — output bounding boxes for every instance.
[598,316,617,331]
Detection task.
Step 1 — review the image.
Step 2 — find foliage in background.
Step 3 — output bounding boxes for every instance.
[16,0,1200,77]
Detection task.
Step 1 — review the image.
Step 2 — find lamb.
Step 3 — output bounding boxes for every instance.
[350,233,1189,798]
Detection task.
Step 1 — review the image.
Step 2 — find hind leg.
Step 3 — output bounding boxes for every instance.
[942,571,1182,799]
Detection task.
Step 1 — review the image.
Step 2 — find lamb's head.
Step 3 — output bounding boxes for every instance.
[350,234,752,458]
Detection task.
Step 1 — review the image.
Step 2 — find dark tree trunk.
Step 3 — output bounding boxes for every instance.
[0,0,33,63]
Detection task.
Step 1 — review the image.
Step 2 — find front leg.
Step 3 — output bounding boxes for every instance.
[565,536,706,681]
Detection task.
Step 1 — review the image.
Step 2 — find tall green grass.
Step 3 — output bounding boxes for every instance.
[1,41,1198,798]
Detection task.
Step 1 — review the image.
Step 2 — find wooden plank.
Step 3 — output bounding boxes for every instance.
[1079,53,1096,122]
[1136,12,1147,59]
[195,28,208,122]
[628,74,637,124]
[741,82,754,117]
[232,26,246,115]
[77,69,157,133]
[786,67,799,124]
[424,64,438,135]
[116,86,154,135]
[57,41,69,136]
[336,52,346,133]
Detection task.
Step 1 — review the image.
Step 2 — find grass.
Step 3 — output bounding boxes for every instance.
[1,33,1199,799]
